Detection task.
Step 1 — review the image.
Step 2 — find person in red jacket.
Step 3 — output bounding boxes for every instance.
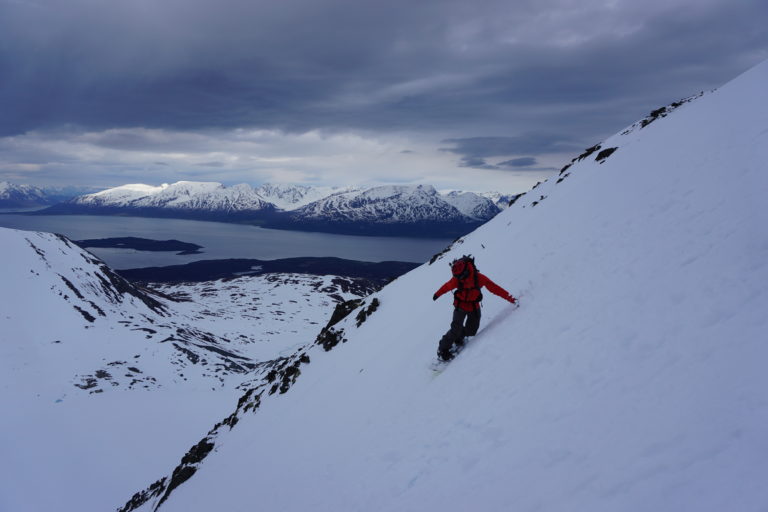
[433,255,516,361]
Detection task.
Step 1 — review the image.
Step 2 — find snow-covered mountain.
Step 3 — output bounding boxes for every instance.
[291,184,494,223]
[71,181,275,214]
[0,181,49,208]
[254,183,356,210]
[110,60,768,512]
[0,181,102,208]
[49,182,504,237]
[441,190,501,219]
[274,184,498,236]
[75,182,169,206]
[479,190,522,209]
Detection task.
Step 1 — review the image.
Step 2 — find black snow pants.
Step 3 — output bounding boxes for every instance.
[438,307,481,353]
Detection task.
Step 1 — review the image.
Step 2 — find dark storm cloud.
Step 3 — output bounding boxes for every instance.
[458,157,499,170]
[457,155,552,171]
[441,135,583,158]
[1,0,767,157]
[499,157,537,168]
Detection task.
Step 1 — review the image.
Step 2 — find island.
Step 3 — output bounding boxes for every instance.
[116,257,420,285]
[74,237,204,255]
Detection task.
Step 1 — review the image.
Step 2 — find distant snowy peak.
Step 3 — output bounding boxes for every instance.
[255,183,356,211]
[0,181,49,207]
[134,182,273,211]
[73,181,275,212]
[478,191,522,209]
[292,184,473,223]
[0,181,44,197]
[61,181,513,235]
[69,182,514,220]
[441,190,501,220]
[77,183,170,206]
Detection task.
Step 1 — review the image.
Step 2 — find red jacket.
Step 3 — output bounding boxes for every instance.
[434,269,515,312]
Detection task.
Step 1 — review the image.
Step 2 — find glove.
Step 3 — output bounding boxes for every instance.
[433,293,439,301]
[507,295,517,304]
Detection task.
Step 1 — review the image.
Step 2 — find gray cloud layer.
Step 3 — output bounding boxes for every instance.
[1,0,767,182]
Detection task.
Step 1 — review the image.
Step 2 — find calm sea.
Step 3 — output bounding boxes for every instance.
[0,214,451,269]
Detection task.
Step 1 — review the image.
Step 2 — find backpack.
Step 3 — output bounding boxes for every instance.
[450,255,483,306]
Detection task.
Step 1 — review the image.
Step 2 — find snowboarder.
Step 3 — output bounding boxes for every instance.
[432,255,516,362]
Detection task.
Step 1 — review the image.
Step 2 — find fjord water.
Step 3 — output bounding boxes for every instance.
[0,214,450,268]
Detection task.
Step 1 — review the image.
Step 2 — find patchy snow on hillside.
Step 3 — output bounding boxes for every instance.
[118,60,768,512]
[152,273,376,362]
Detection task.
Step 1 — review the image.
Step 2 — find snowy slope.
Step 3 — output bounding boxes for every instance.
[0,227,372,395]
[120,60,768,512]
[0,227,374,512]
[0,227,280,395]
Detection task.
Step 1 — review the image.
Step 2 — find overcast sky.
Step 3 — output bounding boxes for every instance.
[1,0,766,193]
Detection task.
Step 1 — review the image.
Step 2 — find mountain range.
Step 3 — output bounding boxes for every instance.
[2,60,766,512]
[0,182,98,209]
[34,182,514,237]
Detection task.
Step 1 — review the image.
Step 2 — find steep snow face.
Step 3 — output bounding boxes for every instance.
[293,184,469,223]
[441,190,501,220]
[123,61,768,512]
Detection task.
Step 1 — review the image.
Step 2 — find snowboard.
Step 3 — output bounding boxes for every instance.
[430,300,521,374]
[430,337,472,374]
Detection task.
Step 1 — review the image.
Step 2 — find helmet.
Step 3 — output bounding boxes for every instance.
[451,258,470,280]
